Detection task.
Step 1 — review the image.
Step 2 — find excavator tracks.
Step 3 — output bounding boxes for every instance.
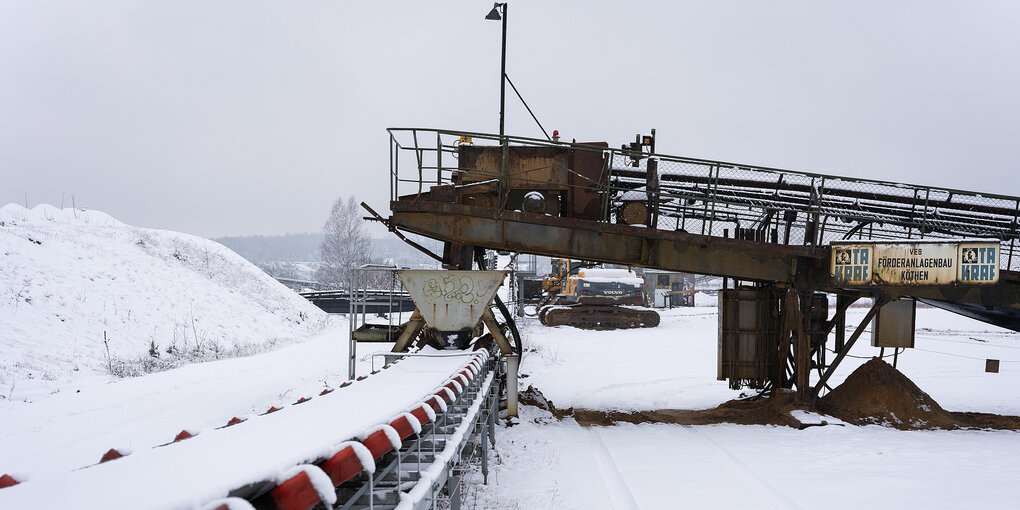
[539,305,660,330]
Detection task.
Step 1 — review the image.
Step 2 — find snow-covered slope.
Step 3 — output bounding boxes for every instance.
[0,204,330,401]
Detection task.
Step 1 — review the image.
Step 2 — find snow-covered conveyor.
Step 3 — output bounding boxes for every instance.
[0,350,499,510]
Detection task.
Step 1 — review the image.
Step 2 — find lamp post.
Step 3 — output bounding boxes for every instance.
[485,3,507,139]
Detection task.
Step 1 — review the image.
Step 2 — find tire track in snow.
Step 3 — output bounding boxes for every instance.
[586,427,641,510]
[683,426,804,510]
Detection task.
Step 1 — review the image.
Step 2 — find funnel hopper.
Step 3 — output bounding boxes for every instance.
[397,270,508,333]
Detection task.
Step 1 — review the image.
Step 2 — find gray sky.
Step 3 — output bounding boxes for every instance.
[3,1,1019,237]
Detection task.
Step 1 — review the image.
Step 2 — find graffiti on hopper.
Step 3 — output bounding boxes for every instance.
[422,275,486,304]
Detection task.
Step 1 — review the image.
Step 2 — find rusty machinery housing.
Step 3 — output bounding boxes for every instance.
[440,142,608,221]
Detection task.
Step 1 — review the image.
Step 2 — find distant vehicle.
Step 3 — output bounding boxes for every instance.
[537,258,660,329]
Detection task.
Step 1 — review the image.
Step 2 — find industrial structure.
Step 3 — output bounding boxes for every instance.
[376,127,1020,403]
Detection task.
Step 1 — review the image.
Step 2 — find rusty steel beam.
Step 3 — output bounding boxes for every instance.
[389,199,1020,311]
[852,278,1020,310]
[390,200,824,286]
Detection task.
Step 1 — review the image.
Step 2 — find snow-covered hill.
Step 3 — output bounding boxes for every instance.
[0,204,331,402]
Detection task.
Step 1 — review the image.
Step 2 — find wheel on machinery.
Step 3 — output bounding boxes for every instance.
[641,310,661,327]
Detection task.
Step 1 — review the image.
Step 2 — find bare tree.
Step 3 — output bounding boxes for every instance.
[316,196,374,289]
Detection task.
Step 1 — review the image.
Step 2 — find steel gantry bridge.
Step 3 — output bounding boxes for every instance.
[379,127,1020,402]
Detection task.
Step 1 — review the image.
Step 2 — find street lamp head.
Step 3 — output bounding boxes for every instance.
[485,1,507,138]
[485,3,502,20]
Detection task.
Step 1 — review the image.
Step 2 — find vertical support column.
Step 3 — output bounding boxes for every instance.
[481,411,489,484]
[721,229,730,290]
[646,158,659,228]
[516,273,526,317]
[505,355,519,418]
[390,132,395,201]
[488,379,498,446]
[770,287,786,390]
[369,471,375,510]
[436,132,443,185]
[447,467,460,510]
[835,295,850,352]
[795,291,812,403]
[348,271,356,381]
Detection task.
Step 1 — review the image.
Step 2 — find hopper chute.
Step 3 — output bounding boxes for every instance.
[394,270,511,350]
[398,270,507,332]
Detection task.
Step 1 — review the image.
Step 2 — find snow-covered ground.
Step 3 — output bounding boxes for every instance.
[4,219,1019,509]
[519,305,1020,414]
[468,304,1020,509]
[467,407,1020,509]
[0,204,331,402]
[518,307,738,412]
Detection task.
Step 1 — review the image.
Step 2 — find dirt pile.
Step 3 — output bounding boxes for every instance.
[817,358,956,429]
[818,358,1020,431]
[518,385,554,411]
[572,390,806,428]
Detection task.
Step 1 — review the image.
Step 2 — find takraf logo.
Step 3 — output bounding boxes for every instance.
[833,246,871,285]
[960,246,996,282]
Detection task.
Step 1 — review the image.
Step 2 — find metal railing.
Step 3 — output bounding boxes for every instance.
[388,128,1020,270]
[348,264,409,380]
[337,352,500,510]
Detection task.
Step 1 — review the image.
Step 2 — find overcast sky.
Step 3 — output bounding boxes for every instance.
[3,1,1019,237]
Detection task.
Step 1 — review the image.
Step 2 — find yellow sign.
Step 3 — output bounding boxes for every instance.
[831,241,999,286]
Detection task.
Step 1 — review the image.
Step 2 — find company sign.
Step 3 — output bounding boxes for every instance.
[831,241,999,286]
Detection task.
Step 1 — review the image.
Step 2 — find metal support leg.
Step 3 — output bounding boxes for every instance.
[369,473,375,510]
[447,468,460,510]
[835,295,851,352]
[814,297,889,398]
[773,288,791,391]
[481,413,489,484]
[488,387,497,447]
[794,291,811,402]
[391,309,425,353]
[505,355,519,418]
[482,309,515,355]
[396,449,402,497]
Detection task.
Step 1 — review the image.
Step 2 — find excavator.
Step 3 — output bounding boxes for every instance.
[536,258,660,329]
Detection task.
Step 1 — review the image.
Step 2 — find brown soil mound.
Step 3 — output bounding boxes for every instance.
[818,358,1020,431]
[571,390,806,428]
[817,358,955,429]
[528,385,813,428]
[519,385,554,411]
